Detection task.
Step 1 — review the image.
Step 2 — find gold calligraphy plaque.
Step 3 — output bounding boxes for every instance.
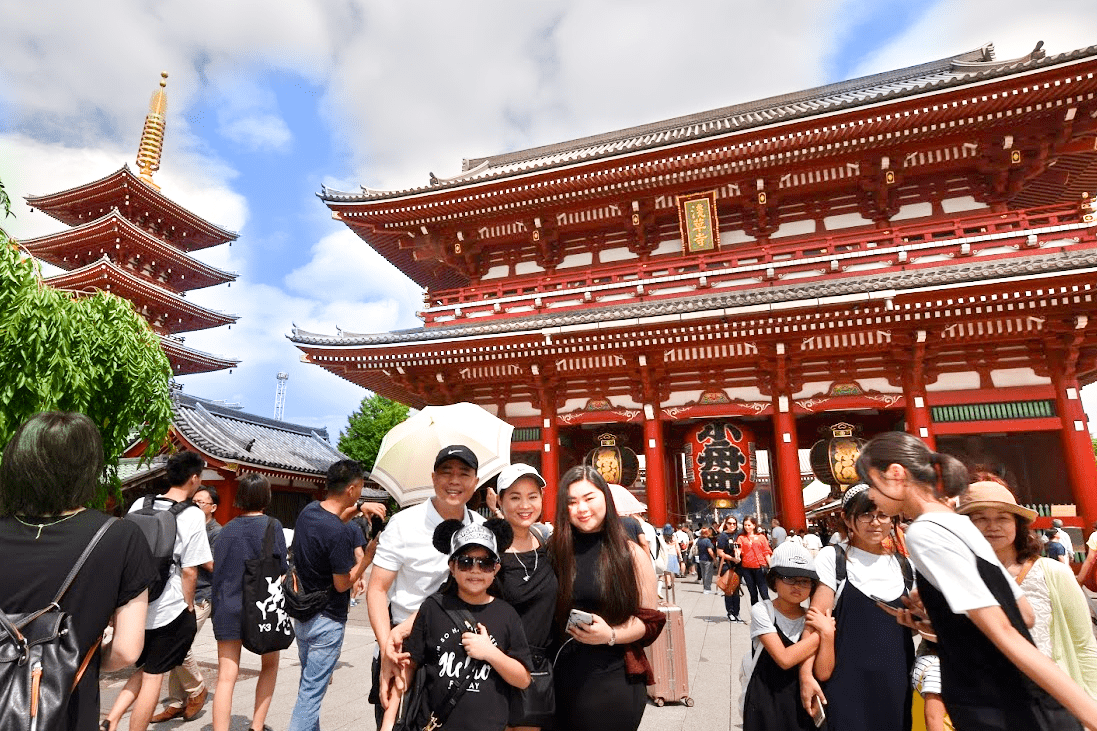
[677,191,720,254]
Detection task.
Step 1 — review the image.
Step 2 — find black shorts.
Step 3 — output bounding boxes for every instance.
[137,607,198,675]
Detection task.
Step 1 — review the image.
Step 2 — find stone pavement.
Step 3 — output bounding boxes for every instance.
[101,571,756,731]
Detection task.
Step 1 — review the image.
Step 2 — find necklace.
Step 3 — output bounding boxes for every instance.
[14,509,84,540]
[510,547,538,582]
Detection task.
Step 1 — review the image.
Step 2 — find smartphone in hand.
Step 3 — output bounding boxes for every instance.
[567,609,593,629]
[811,696,826,728]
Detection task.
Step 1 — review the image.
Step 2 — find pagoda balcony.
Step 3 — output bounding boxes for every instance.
[160,335,240,376]
[21,211,238,292]
[419,203,1094,326]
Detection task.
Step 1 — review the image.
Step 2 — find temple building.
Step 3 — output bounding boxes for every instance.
[22,73,240,376]
[292,42,1097,530]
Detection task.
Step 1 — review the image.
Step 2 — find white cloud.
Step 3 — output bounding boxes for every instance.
[219,113,293,152]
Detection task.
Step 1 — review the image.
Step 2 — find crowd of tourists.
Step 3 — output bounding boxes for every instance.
[5,411,1097,731]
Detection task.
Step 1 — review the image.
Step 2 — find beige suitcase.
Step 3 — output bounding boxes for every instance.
[645,574,693,707]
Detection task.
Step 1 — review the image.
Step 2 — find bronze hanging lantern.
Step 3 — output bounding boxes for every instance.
[585,433,640,487]
[809,422,866,500]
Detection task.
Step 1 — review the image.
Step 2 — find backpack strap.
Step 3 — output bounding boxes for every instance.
[898,552,914,593]
[167,498,194,517]
[833,543,847,586]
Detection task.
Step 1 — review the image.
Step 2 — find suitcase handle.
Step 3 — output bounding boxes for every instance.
[662,571,676,605]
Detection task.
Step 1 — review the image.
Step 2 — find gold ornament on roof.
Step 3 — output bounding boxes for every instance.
[136,72,169,189]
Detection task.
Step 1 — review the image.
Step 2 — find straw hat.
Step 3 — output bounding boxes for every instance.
[955,481,1037,523]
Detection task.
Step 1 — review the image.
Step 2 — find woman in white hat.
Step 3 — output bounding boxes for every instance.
[798,484,915,731]
[488,463,559,731]
[957,475,1097,699]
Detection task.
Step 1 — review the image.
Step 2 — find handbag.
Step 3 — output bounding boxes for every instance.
[242,518,295,654]
[393,595,485,731]
[0,518,115,731]
[716,560,741,596]
[512,648,555,726]
[282,536,332,622]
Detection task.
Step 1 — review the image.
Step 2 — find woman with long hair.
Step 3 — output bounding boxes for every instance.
[210,474,288,731]
[548,466,661,731]
[798,484,915,730]
[488,463,559,731]
[0,412,154,731]
[957,476,1097,698]
[856,431,1097,730]
[717,516,744,622]
[737,515,772,604]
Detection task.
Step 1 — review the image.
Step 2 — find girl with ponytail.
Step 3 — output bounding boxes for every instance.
[856,431,1097,731]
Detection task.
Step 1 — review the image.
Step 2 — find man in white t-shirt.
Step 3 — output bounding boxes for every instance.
[106,452,213,731]
[1052,519,1075,558]
[802,529,823,556]
[366,445,485,725]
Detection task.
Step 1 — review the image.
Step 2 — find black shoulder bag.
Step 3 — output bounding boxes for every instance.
[393,595,486,731]
[0,518,115,731]
[282,534,332,622]
[242,518,296,654]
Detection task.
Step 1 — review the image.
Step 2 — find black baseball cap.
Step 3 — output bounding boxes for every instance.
[434,445,479,472]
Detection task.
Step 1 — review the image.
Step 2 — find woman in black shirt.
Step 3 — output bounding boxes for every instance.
[548,466,662,731]
[489,463,559,731]
[0,412,155,731]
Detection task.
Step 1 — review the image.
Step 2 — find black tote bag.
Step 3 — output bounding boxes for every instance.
[241,518,295,654]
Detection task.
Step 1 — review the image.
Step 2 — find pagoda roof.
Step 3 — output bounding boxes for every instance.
[290,233,1097,349]
[26,166,238,252]
[22,211,237,291]
[321,42,1094,204]
[172,392,346,477]
[160,336,240,376]
[45,256,239,333]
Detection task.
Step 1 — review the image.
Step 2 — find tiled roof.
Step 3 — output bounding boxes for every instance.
[320,43,1097,202]
[173,393,347,476]
[290,245,1097,347]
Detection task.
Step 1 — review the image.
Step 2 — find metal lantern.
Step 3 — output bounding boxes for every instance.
[683,420,757,500]
[809,422,866,499]
[585,433,640,487]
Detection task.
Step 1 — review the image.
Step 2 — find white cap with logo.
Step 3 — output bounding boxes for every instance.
[496,463,546,493]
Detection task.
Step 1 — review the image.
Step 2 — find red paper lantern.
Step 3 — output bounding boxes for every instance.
[684,420,757,500]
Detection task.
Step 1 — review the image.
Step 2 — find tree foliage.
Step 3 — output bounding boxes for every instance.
[338,393,410,473]
[0,215,174,504]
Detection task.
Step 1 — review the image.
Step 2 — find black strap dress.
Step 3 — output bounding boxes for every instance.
[743,623,822,731]
[916,526,1082,731]
[823,548,914,730]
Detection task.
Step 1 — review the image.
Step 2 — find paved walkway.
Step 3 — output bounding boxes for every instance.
[101,572,756,731]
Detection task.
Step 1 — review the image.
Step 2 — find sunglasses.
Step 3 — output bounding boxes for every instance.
[454,555,499,572]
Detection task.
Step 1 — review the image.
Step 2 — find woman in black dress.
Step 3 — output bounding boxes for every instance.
[210,474,288,731]
[548,466,661,731]
[857,431,1097,731]
[489,463,559,731]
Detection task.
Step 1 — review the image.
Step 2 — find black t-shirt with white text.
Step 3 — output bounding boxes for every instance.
[406,593,532,731]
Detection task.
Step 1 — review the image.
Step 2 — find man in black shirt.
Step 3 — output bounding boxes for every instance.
[286,461,371,731]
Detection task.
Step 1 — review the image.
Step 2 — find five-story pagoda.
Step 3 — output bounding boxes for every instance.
[22,73,240,377]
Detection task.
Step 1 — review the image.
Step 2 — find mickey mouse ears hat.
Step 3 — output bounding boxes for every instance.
[769,541,818,580]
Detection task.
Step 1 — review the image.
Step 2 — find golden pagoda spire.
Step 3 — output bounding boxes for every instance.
[136,72,169,189]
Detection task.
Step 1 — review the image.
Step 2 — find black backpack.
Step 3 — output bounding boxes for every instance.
[125,496,193,601]
[0,518,115,731]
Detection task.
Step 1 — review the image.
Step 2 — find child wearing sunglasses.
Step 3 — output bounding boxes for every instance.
[741,541,835,730]
[388,519,532,731]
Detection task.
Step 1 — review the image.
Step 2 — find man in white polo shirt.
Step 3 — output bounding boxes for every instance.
[366,444,484,727]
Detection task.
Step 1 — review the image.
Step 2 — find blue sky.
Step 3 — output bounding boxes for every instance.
[1,0,1095,441]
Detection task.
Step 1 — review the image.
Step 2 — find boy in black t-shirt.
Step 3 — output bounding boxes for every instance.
[389,520,531,731]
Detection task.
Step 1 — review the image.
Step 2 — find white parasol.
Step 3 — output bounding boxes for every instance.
[370,402,514,507]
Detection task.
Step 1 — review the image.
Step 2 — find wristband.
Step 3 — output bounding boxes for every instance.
[608,627,617,647]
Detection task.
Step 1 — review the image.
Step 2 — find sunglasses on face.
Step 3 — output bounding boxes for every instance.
[454,555,499,572]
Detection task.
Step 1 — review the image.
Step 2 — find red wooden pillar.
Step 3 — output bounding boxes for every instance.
[643,411,668,525]
[1053,375,1097,529]
[540,388,559,523]
[903,330,936,449]
[771,392,807,531]
[903,384,936,450]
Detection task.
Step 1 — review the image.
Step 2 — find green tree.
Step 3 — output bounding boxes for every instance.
[0,181,174,505]
[339,393,410,473]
